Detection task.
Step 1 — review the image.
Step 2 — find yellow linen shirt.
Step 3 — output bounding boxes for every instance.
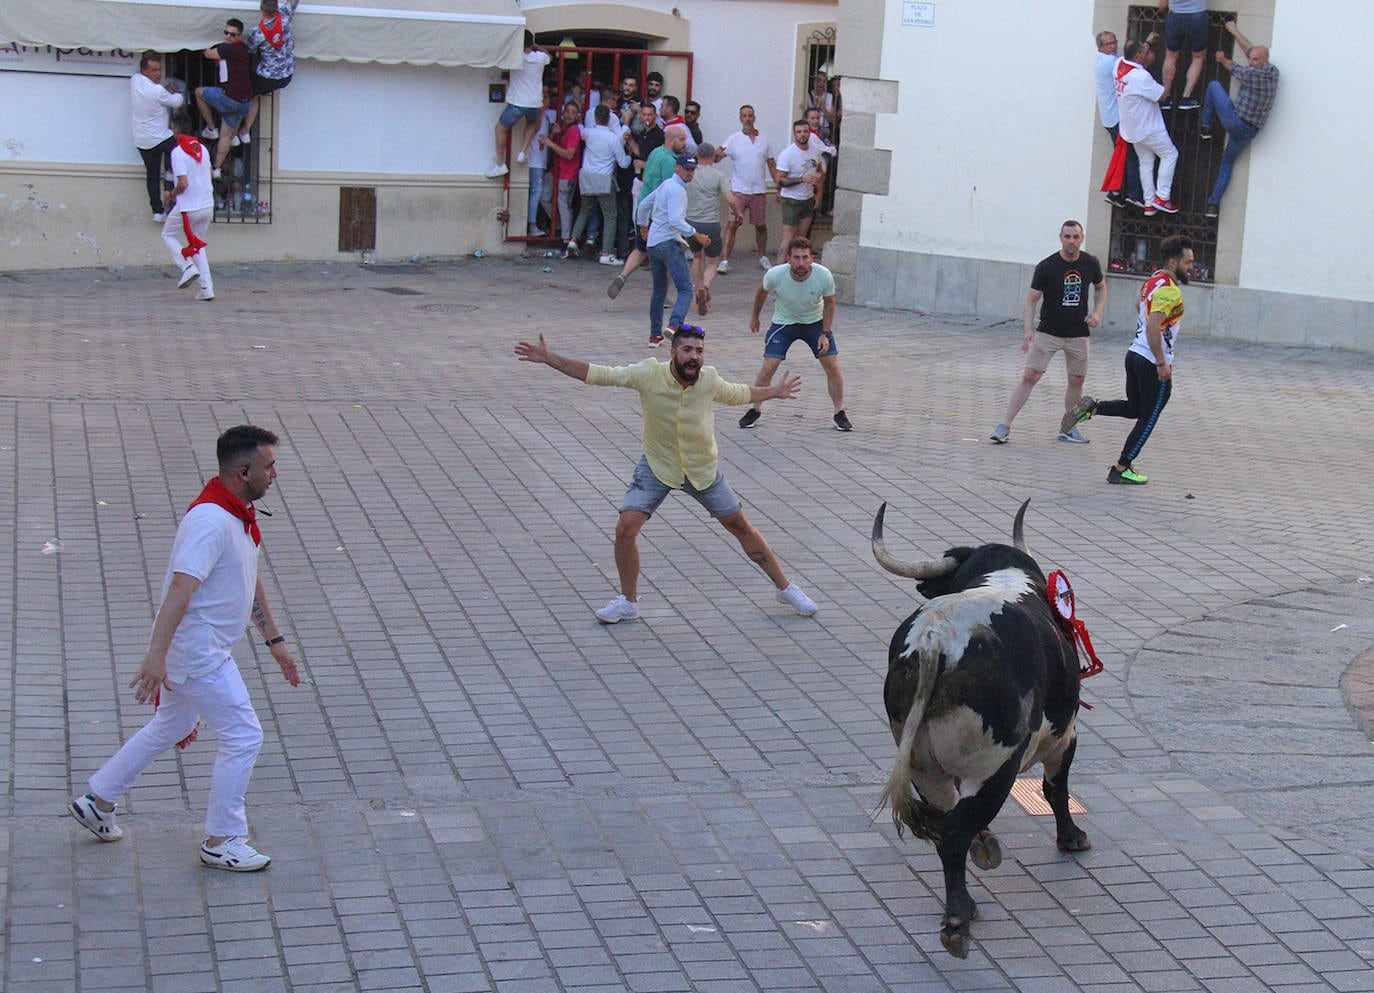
[586,359,752,489]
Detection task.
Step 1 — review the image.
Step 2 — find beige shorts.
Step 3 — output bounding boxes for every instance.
[1026,331,1089,377]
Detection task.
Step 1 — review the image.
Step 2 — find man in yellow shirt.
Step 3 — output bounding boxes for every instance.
[1062,234,1193,485]
[514,325,819,622]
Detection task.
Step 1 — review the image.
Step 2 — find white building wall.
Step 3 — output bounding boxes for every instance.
[0,71,137,165]
[1242,0,1372,303]
[866,0,1098,264]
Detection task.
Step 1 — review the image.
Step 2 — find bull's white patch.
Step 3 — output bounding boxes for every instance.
[899,568,1035,666]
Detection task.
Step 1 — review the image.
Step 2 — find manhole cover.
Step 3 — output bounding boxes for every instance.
[373,286,424,296]
[414,302,478,313]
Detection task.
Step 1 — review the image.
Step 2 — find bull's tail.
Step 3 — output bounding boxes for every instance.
[879,640,941,836]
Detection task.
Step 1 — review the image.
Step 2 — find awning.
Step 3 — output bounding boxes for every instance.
[0,0,526,69]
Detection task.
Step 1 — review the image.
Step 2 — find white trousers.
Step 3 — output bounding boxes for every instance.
[89,659,262,838]
[161,207,214,293]
[1133,130,1178,204]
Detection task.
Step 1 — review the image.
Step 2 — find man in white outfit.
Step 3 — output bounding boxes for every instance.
[1115,38,1180,216]
[161,116,217,300]
[70,425,300,872]
[130,51,185,223]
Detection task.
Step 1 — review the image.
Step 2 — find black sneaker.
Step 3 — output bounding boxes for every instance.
[1105,193,1127,208]
[833,410,853,432]
[1107,466,1148,485]
[1198,127,1213,141]
[1204,203,1219,219]
[1177,97,1200,111]
[738,408,761,429]
[1060,396,1097,436]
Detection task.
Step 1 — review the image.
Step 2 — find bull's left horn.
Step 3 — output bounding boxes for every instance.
[1012,498,1031,552]
[872,503,959,579]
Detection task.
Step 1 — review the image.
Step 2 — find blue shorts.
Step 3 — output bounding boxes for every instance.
[200,87,252,130]
[763,320,837,359]
[499,104,541,129]
[1165,11,1208,52]
[618,456,741,519]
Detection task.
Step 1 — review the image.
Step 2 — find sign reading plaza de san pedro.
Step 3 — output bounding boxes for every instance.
[0,42,138,77]
[901,2,935,28]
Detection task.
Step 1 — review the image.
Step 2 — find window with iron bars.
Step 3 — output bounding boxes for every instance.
[163,49,273,224]
[1108,6,1238,283]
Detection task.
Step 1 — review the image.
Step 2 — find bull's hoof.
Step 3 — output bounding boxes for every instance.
[940,918,971,959]
[1057,829,1091,853]
[969,830,1002,871]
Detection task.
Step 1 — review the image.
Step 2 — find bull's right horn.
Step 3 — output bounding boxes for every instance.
[872,503,959,579]
[1012,498,1031,553]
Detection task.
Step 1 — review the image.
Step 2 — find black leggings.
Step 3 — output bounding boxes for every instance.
[1095,349,1172,468]
[138,136,177,214]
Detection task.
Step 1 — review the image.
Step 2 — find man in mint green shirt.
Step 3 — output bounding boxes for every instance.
[515,325,819,624]
[740,236,852,432]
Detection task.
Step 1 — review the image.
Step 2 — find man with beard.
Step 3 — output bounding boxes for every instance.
[69,425,300,870]
[771,120,825,265]
[514,326,818,623]
[1061,234,1194,485]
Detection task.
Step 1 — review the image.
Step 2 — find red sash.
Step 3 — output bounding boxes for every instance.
[259,13,284,49]
[187,477,260,546]
[1100,135,1127,192]
[172,136,208,258]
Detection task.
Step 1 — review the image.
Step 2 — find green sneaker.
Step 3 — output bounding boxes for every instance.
[1107,466,1148,485]
[1061,396,1097,436]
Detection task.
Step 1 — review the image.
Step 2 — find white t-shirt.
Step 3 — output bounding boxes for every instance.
[775,141,824,201]
[130,72,184,149]
[507,50,550,109]
[1115,59,1165,141]
[721,130,774,194]
[1095,51,1120,128]
[171,141,214,213]
[162,503,261,683]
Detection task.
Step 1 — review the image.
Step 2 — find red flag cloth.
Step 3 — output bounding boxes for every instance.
[181,215,207,260]
[1100,135,1128,193]
[259,13,285,49]
[187,476,260,546]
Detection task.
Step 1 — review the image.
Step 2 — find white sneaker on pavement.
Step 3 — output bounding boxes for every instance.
[595,595,639,624]
[716,258,731,273]
[759,256,772,271]
[152,212,166,223]
[196,288,215,301]
[177,266,198,289]
[70,793,123,841]
[776,582,818,616]
[200,836,271,871]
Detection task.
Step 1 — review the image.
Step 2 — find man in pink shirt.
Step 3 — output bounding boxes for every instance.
[541,101,583,254]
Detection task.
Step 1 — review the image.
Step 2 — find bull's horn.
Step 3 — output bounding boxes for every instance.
[872,502,959,579]
[1012,498,1031,552]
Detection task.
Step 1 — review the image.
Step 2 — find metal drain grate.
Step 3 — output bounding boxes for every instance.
[1009,777,1086,816]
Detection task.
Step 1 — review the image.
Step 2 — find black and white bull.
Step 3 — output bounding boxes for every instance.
[873,500,1089,959]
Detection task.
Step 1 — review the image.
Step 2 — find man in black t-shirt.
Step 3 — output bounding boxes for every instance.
[194,18,254,178]
[990,221,1106,444]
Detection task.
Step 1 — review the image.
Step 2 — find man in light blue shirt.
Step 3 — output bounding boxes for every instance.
[570,104,632,264]
[635,153,710,346]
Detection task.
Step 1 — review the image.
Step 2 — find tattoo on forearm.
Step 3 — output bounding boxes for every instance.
[252,598,268,633]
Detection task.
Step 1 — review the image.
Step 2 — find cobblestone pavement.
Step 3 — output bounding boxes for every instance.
[2,256,1373,992]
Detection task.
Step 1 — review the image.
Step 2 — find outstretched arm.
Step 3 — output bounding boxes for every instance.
[1224,16,1254,53]
[514,334,590,382]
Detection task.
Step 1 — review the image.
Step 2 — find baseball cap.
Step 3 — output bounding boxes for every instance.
[676,153,698,169]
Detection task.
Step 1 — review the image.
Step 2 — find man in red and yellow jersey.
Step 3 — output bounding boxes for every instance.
[1060,234,1194,485]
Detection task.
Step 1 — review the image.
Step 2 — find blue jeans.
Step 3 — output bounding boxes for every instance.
[527,167,550,232]
[648,240,693,338]
[1201,80,1260,207]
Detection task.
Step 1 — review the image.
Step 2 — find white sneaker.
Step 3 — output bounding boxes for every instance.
[598,254,623,266]
[776,582,818,616]
[200,836,271,871]
[177,266,198,289]
[759,256,773,271]
[196,288,215,301]
[484,163,509,178]
[70,793,123,841]
[212,167,222,179]
[716,258,731,274]
[237,131,251,145]
[230,134,241,148]
[516,150,528,164]
[595,595,639,624]
[200,127,219,140]
[152,212,166,223]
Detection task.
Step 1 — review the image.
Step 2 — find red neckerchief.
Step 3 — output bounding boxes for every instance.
[259,12,284,49]
[187,476,260,546]
[1115,58,1138,85]
[176,134,202,162]
[663,115,685,129]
